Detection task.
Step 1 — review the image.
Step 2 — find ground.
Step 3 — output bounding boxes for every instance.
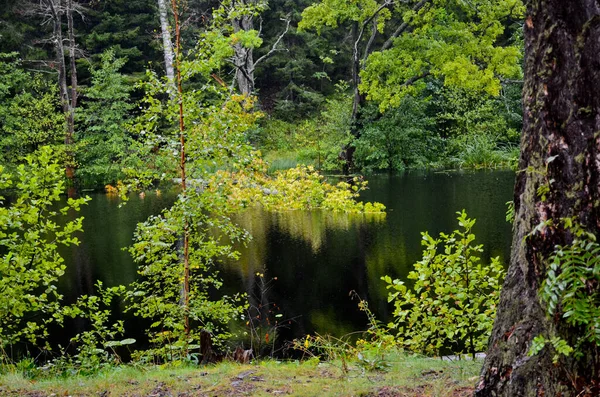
[0,354,481,397]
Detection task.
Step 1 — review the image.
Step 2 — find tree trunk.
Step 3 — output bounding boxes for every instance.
[157,0,175,90]
[66,0,77,189]
[43,0,77,187]
[169,0,190,338]
[476,1,600,396]
[232,11,255,96]
[343,21,363,175]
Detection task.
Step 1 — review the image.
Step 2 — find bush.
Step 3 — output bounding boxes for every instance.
[383,210,505,357]
[0,147,88,349]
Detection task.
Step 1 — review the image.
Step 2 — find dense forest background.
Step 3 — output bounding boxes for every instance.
[0,0,524,190]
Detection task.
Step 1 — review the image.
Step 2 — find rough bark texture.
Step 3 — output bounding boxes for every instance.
[157,0,175,89]
[476,1,600,396]
[232,10,255,96]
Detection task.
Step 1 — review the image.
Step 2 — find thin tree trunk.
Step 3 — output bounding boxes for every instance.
[476,1,600,395]
[66,0,77,188]
[43,0,76,186]
[170,0,190,338]
[157,0,175,90]
[343,21,363,175]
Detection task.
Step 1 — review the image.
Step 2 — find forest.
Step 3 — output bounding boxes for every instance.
[0,0,524,187]
[1,0,600,396]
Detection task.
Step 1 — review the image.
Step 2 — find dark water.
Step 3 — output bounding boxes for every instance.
[60,170,515,348]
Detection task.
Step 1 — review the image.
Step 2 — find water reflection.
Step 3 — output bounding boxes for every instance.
[60,170,514,346]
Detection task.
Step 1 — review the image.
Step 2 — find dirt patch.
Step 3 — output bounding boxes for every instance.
[148,381,172,397]
[1,391,46,397]
[449,386,474,397]
[362,385,474,397]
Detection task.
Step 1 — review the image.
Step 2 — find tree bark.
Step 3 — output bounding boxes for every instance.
[232,8,255,96]
[476,1,600,396]
[157,0,175,91]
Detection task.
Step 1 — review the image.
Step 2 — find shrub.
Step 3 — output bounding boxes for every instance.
[383,210,505,357]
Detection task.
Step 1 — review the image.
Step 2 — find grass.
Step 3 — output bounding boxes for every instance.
[0,352,482,396]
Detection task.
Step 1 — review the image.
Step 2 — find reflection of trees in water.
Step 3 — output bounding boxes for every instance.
[227,206,384,274]
[220,206,384,347]
[364,233,411,319]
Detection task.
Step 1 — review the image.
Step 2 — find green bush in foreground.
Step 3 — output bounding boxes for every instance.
[0,147,88,349]
[383,210,505,357]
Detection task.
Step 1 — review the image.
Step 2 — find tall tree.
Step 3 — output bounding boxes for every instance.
[300,0,523,172]
[157,0,176,89]
[39,0,80,185]
[81,0,159,76]
[477,1,600,395]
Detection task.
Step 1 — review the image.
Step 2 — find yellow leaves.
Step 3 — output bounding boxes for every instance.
[211,162,385,215]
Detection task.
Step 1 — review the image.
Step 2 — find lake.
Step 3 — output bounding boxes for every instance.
[59,170,515,353]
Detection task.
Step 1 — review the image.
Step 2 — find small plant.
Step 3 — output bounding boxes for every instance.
[351,291,396,368]
[529,220,600,364]
[243,272,296,358]
[52,282,131,374]
[383,210,505,357]
[292,292,395,374]
[293,333,358,374]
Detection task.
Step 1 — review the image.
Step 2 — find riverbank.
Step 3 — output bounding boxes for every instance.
[0,353,481,396]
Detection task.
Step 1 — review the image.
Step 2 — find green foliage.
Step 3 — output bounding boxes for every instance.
[432,84,521,168]
[81,0,161,76]
[355,96,440,171]
[505,200,515,223]
[255,84,353,172]
[0,54,64,167]
[123,17,385,361]
[383,210,505,356]
[52,282,130,373]
[293,292,395,374]
[296,87,353,171]
[256,0,346,120]
[76,49,134,189]
[125,191,248,363]
[359,0,524,111]
[220,163,386,214]
[125,79,258,362]
[529,221,600,363]
[528,335,573,364]
[300,0,523,111]
[0,146,89,348]
[299,0,392,35]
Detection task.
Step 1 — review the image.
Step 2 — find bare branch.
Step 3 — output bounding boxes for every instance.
[254,16,291,68]
[363,18,379,64]
[355,0,394,62]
